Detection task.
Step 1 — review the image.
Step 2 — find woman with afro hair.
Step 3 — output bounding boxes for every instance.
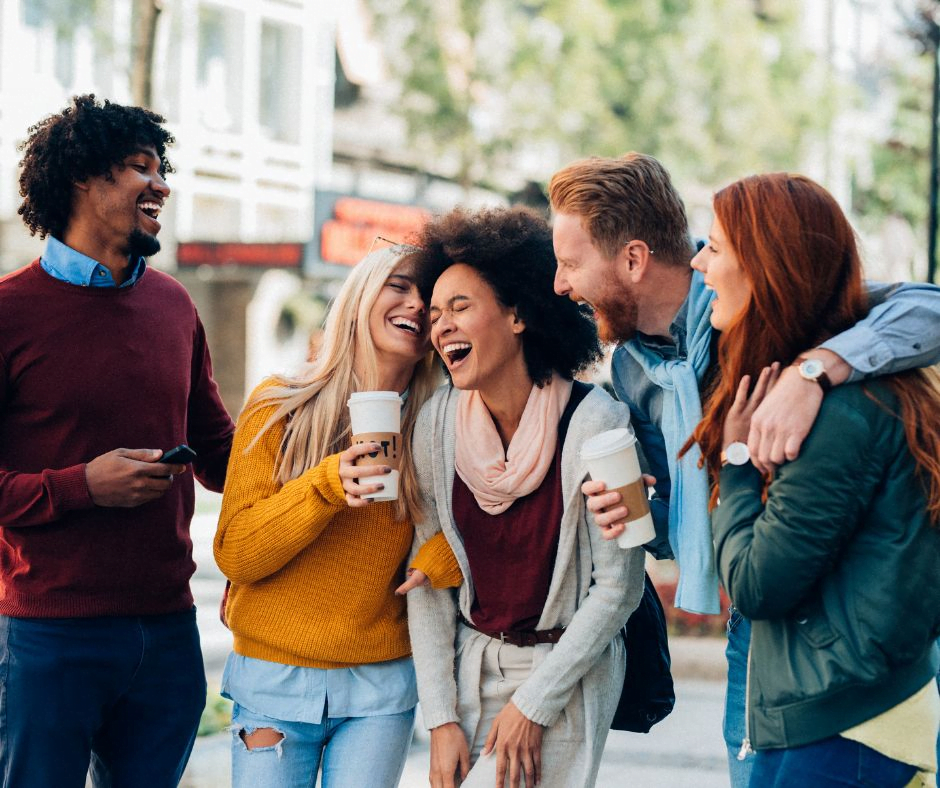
[399,206,646,788]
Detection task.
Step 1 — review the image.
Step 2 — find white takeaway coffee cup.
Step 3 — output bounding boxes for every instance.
[347,391,402,502]
[581,427,655,549]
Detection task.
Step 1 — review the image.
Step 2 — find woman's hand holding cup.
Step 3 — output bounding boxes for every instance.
[583,474,656,542]
[338,442,391,507]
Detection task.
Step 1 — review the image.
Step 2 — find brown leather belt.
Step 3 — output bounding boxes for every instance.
[458,612,565,648]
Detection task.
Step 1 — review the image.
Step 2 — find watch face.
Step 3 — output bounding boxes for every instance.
[726,441,750,466]
[800,358,824,379]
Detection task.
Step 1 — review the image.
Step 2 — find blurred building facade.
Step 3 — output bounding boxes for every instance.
[0,0,924,414]
[0,0,335,411]
[0,0,333,266]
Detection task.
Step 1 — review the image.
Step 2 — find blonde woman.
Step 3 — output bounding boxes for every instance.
[214,245,451,788]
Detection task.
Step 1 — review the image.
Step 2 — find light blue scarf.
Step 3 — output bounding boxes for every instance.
[624,271,720,614]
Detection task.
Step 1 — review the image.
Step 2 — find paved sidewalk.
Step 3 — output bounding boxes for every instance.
[183,675,729,788]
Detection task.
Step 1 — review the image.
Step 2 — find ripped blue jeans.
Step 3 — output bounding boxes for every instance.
[230,702,415,788]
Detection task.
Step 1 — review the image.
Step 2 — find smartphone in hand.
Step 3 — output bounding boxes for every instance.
[160,444,197,465]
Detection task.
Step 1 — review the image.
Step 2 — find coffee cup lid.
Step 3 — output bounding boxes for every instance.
[580,427,636,460]
[347,391,402,406]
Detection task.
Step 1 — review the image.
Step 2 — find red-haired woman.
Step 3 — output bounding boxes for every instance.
[688,173,940,787]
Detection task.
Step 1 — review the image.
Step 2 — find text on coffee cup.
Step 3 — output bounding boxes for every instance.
[352,432,402,472]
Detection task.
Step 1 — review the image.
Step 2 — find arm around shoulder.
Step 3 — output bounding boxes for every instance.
[820,280,940,380]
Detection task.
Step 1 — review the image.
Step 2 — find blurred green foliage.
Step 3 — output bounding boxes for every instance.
[198,691,233,737]
[854,56,931,234]
[853,0,937,255]
[366,0,830,189]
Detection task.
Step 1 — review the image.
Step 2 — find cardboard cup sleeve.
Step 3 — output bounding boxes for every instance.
[608,478,651,522]
[352,432,402,472]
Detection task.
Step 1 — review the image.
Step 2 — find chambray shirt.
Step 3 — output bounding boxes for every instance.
[612,277,940,563]
[40,236,145,287]
[221,652,418,724]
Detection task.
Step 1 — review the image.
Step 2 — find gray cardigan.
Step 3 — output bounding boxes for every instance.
[407,384,645,775]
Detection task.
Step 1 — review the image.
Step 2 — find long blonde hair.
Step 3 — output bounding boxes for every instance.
[246,245,441,523]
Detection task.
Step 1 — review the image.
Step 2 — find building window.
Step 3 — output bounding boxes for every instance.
[197,4,243,133]
[21,0,95,89]
[259,21,301,144]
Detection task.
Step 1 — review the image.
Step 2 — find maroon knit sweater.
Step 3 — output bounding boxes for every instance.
[0,261,234,617]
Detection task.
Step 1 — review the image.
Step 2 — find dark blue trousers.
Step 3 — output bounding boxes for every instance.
[0,608,206,788]
[750,736,918,787]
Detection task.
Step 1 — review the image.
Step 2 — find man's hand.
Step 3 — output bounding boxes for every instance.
[483,701,544,788]
[429,722,470,788]
[748,350,849,474]
[85,448,185,507]
[582,475,656,542]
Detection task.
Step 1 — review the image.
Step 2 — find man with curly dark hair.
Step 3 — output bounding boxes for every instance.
[0,95,234,787]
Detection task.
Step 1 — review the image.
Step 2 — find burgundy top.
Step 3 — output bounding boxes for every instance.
[453,445,564,634]
[0,261,234,617]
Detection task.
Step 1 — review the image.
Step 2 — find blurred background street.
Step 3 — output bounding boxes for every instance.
[2,2,938,423]
[12,1,940,785]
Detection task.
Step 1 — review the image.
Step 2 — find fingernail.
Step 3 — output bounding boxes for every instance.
[384,467,392,474]
[377,484,385,490]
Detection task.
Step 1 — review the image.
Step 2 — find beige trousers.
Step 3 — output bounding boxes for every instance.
[460,637,589,788]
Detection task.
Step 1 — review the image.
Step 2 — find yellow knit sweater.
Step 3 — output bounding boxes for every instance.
[214,388,460,668]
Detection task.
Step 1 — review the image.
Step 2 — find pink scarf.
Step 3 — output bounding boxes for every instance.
[455,374,573,514]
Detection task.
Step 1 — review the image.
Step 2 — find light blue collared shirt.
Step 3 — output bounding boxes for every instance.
[221,653,418,724]
[40,236,146,287]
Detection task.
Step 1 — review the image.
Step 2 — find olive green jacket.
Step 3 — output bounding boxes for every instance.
[713,381,940,750]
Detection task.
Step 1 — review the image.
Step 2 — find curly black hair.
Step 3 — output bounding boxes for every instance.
[17,94,175,239]
[413,206,601,386]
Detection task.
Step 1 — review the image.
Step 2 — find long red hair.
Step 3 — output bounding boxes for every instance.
[687,173,940,522]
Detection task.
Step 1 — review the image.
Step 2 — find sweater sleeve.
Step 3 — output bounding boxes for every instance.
[406,397,461,730]
[410,530,463,589]
[712,392,878,620]
[0,351,95,526]
[213,395,348,584]
[186,310,235,493]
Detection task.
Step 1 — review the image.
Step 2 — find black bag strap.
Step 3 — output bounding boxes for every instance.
[558,380,592,446]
